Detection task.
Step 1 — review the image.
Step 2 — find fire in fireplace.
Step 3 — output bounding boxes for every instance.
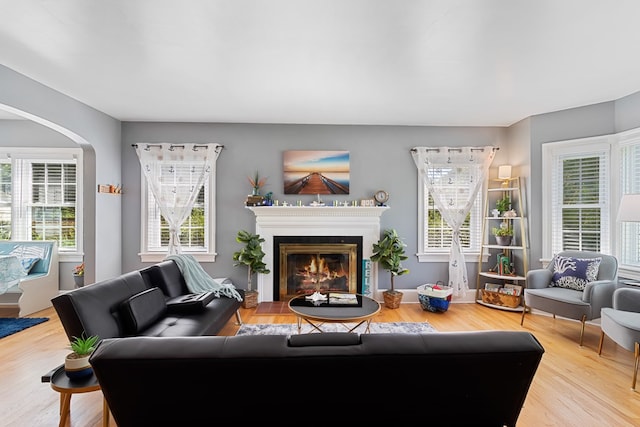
[273,236,363,301]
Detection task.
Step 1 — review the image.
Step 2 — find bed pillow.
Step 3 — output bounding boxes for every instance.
[550,255,601,291]
[19,257,40,274]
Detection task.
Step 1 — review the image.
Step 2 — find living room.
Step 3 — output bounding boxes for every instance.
[1,2,640,426]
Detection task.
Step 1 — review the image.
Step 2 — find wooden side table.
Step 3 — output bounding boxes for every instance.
[42,364,109,427]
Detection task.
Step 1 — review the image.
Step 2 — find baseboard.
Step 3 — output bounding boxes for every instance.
[373,288,476,304]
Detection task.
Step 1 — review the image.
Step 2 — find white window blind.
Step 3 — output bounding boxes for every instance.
[0,148,82,253]
[620,141,640,267]
[550,146,610,254]
[146,163,209,252]
[423,180,481,252]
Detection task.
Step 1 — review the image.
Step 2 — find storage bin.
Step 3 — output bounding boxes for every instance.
[480,289,521,308]
[417,282,453,313]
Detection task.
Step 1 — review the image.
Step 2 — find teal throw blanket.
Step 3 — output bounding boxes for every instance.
[165,254,243,301]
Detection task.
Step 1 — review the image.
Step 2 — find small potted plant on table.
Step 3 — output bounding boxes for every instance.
[371,228,410,309]
[232,230,270,308]
[64,333,99,379]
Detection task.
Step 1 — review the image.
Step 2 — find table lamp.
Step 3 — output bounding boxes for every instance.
[618,194,640,222]
[498,165,512,187]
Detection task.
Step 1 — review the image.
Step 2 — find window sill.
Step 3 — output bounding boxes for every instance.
[416,252,486,263]
[139,252,217,263]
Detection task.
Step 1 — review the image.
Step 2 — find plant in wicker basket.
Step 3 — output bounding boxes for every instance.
[371,228,409,309]
[232,230,270,308]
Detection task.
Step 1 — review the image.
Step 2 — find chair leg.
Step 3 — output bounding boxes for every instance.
[598,330,605,355]
[579,314,587,346]
[520,304,526,326]
[235,309,243,326]
[633,342,639,391]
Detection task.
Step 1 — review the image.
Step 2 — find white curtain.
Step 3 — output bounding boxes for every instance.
[411,146,496,295]
[135,143,222,255]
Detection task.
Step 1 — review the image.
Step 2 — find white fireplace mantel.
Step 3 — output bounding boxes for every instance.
[247,206,389,302]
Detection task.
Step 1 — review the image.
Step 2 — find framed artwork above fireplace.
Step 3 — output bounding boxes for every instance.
[283,150,350,194]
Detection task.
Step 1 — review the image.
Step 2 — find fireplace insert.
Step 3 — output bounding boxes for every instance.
[273,236,363,301]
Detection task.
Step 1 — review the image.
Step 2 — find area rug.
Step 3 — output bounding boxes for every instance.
[236,321,436,336]
[0,317,49,339]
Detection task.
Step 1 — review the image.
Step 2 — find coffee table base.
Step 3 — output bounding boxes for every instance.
[296,316,373,334]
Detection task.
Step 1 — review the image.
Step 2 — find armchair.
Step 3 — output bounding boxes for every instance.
[598,287,640,390]
[521,250,618,346]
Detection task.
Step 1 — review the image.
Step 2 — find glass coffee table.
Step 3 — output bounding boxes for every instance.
[287,293,381,334]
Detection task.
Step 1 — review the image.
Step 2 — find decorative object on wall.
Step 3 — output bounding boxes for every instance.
[411,146,497,296]
[133,143,223,255]
[283,150,350,194]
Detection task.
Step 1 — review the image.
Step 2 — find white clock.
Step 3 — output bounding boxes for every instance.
[374,190,389,206]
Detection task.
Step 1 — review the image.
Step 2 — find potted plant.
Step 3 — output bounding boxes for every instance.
[496,195,511,215]
[72,262,84,288]
[64,333,99,379]
[370,228,410,309]
[492,223,514,246]
[232,230,270,308]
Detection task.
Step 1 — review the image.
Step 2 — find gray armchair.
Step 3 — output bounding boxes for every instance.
[521,250,618,346]
[598,287,640,390]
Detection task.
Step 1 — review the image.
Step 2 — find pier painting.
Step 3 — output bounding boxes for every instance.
[283,150,350,195]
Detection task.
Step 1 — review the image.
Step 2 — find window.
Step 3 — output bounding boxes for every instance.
[140,156,217,262]
[618,128,640,275]
[0,148,82,256]
[542,136,612,257]
[416,169,483,262]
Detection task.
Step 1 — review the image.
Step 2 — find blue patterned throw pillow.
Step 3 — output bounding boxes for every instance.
[19,257,40,274]
[550,255,601,291]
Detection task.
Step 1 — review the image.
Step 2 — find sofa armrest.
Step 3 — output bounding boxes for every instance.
[613,287,640,313]
[526,269,553,289]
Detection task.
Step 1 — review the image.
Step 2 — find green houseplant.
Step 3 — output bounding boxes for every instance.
[64,333,99,379]
[496,195,511,214]
[371,228,410,309]
[232,230,271,308]
[492,223,513,246]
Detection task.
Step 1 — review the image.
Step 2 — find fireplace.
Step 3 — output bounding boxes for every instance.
[247,206,388,302]
[274,236,363,301]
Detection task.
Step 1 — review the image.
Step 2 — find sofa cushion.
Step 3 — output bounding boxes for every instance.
[550,255,601,291]
[120,287,167,335]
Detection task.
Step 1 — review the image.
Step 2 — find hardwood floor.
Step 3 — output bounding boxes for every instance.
[2,302,639,426]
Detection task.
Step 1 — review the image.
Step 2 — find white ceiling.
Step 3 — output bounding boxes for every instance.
[1,0,640,126]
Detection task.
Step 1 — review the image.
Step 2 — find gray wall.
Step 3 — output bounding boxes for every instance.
[122,123,509,291]
[0,64,122,287]
[4,60,640,294]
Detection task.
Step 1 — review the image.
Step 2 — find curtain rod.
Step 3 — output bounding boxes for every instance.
[410,147,499,153]
[131,143,224,151]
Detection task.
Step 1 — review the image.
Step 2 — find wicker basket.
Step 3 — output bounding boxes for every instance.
[242,290,259,309]
[383,291,403,309]
[480,289,521,308]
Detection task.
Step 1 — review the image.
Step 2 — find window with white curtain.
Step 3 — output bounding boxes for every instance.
[416,168,483,261]
[0,147,82,255]
[542,136,612,257]
[140,158,216,262]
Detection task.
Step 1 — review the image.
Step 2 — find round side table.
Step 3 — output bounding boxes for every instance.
[43,365,109,427]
